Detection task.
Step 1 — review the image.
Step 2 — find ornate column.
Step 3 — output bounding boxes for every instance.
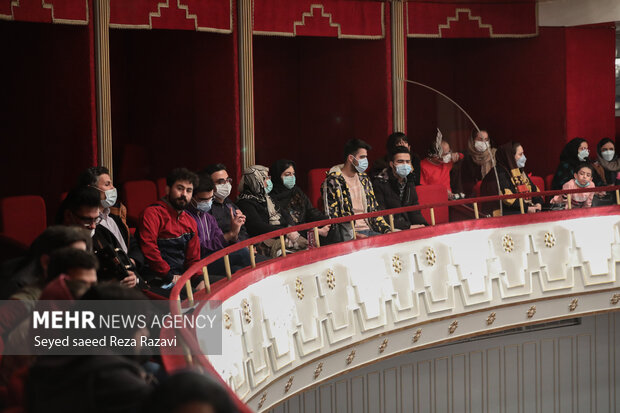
[390,0,406,133]
[94,0,113,175]
[238,0,255,169]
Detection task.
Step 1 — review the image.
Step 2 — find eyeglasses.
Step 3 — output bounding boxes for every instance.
[73,213,102,226]
[215,178,233,185]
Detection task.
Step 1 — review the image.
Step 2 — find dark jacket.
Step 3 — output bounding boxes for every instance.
[208,198,249,241]
[371,153,421,186]
[372,168,427,230]
[552,138,604,189]
[236,197,291,238]
[108,213,144,270]
[26,355,153,413]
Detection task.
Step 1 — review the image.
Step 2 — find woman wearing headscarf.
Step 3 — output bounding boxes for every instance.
[270,159,330,242]
[594,138,619,186]
[480,141,542,216]
[551,137,604,189]
[236,165,303,256]
[450,129,497,197]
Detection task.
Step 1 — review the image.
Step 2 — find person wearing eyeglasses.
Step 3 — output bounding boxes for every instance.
[59,186,137,288]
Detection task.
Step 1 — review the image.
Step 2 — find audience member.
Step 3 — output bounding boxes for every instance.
[77,166,144,268]
[323,138,391,241]
[595,138,619,186]
[61,186,137,288]
[138,168,203,289]
[201,164,250,240]
[372,146,427,230]
[186,173,248,276]
[142,370,236,413]
[237,165,303,257]
[451,129,496,196]
[420,130,464,199]
[0,226,91,299]
[551,163,596,208]
[552,137,604,189]
[480,141,542,216]
[371,132,421,185]
[270,159,330,242]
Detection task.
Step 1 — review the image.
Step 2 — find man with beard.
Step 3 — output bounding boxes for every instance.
[138,168,202,288]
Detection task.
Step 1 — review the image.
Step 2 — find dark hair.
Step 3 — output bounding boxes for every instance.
[597,138,615,156]
[344,138,371,159]
[471,129,489,140]
[47,247,98,281]
[386,132,408,152]
[166,168,199,188]
[65,186,101,212]
[573,162,593,175]
[201,163,227,176]
[195,173,215,194]
[559,137,587,164]
[512,141,522,156]
[28,226,93,278]
[142,370,236,413]
[76,166,110,187]
[389,146,411,161]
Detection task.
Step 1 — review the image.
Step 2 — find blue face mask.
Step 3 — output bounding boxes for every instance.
[516,154,526,169]
[578,149,589,161]
[395,164,412,178]
[574,178,590,188]
[282,175,296,189]
[353,157,368,174]
[265,179,273,194]
[196,199,213,213]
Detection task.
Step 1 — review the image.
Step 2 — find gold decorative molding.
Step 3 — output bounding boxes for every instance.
[242,299,252,324]
[224,313,232,330]
[284,376,293,393]
[448,320,458,334]
[502,235,514,253]
[238,0,255,168]
[313,362,323,379]
[257,392,267,409]
[94,0,113,176]
[379,338,389,353]
[425,247,437,266]
[295,278,304,300]
[486,312,496,325]
[346,350,356,365]
[413,329,422,343]
[392,255,403,274]
[544,232,555,248]
[569,298,578,312]
[326,269,336,290]
[527,305,536,318]
[611,293,620,305]
[390,0,405,132]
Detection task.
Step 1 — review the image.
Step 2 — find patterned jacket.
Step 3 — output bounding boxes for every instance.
[322,164,391,239]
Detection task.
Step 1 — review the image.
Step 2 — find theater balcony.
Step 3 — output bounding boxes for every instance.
[165,187,620,412]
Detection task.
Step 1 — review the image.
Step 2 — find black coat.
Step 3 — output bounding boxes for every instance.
[372,168,427,230]
[236,197,291,237]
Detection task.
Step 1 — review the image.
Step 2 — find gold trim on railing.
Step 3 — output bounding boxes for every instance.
[202,266,211,294]
[473,202,479,219]
[224,255,232,280]
[185,281,194,306]
[567,194,572,209]
[430,208,436,226]
[280,235,287,257]
[313,227,321,248]
[518,198,525,214]
[389,214,395,232]
[249,245,256,268]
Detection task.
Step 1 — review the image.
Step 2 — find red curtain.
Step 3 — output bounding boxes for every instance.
[0,0,88,24]
[253,0,384,39]
[109,0,232,32]
[407,1,537,38]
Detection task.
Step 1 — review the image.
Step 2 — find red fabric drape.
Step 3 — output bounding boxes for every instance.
[253,0,384,39]
[407,1,537,38]
[0,0,88,24]
[109,0,232,32]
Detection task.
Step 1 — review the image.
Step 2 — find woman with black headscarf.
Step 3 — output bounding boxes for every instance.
[480,141,542,216]
[594,138,619,186]
[551,137,604,189]
[270,159,330,241]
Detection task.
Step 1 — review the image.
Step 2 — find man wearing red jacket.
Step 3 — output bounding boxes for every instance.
[138,168,203,289]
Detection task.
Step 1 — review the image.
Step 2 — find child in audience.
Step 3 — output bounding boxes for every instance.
[551,163,596,208]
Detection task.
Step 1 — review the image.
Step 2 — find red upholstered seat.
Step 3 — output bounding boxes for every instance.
[122,180,158,227]
[545,174,554,192]
[416,185,449,224]
[307,168,330,209]
[155,178,167,199]
[0,195,47,248]
[528,174,545,201]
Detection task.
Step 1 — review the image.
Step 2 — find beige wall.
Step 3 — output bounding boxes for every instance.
[539,0,620,27]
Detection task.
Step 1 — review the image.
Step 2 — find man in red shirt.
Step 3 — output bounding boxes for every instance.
[138,168,204,290]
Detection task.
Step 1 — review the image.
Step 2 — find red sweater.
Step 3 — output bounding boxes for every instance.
[420,158,460,193]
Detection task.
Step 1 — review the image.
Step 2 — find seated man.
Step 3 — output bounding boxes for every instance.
[77,166,144,270]
[61,186,137,288]
[138,168,205,288]
[420,131,464,199]
[370,132,422,185]
[186,173,248,275]
[323,138,391,241]
[372,147,427,230]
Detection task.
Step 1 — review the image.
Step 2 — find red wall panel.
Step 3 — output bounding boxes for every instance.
[0,20,94,220]
[253,36,391,192]
[109,29,239,185]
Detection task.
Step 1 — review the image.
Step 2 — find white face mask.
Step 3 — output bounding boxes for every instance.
[578,149,589,161]
[442,154,452,163]
[602,150,615,162]
[100,188,117,209]
[474,141,488,152]
[215,183,232,200]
